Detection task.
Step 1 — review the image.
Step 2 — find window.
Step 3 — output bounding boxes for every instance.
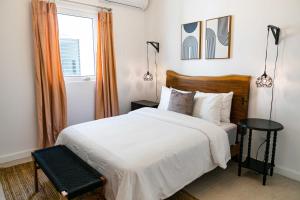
[60,39,81,76]
[58,13,96,77]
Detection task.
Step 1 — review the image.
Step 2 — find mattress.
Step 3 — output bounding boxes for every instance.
[220,122,237,145]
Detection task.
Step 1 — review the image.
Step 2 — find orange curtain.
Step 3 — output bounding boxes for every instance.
[95,11,119,119]
[32,0,67,147]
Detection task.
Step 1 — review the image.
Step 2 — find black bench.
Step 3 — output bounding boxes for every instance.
[32,145,106,199]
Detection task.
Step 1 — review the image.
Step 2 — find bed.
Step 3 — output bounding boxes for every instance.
[56,70,251,200]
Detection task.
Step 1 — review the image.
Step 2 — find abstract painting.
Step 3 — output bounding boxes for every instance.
[205,16,231,59]
[181,21,201,60]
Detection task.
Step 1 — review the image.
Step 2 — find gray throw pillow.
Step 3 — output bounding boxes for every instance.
[168,89,195,115]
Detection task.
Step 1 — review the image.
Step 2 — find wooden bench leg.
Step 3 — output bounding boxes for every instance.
[33,158,39,193]
[60,191,68,200]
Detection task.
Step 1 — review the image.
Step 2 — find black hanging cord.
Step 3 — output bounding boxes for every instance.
[256,139,267,160]
[146,43,150,72]
[256,26,280,161]
[263,28,270,75]
[269,45,279,120]
[154,51,159,102]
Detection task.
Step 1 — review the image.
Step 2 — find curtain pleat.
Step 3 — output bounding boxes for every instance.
[31,0,67,147]
[95,11,119,119]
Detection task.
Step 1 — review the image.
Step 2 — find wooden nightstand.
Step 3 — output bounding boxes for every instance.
[238,118,284,185]
[131,100,159,111]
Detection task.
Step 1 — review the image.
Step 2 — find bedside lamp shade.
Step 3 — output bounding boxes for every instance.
[144,71,153,81]
[256,72,273,88]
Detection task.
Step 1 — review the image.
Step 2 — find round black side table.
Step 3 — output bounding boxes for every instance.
[237,118,284,185]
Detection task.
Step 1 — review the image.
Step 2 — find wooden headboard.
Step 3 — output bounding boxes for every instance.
[166,70,251,124]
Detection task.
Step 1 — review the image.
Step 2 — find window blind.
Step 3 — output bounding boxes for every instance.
[60,39,81,76]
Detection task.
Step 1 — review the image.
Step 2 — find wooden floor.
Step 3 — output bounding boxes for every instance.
[0,161,299,200]
[185,162,300,200]
[0,162,193,200]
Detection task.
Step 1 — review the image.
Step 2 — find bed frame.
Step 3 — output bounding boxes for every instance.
[166,70,251,157]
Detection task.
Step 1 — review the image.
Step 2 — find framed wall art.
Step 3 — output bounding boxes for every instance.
[205,16,231,59]
[181,21,202,60]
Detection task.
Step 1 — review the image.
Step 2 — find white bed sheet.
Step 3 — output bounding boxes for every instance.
[219,122,237,145]
[56,108,230,200]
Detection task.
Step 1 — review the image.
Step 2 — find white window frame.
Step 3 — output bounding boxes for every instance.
[57,3,98,82]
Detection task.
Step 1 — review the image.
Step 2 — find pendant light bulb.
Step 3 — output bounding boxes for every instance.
[144,71,153,81]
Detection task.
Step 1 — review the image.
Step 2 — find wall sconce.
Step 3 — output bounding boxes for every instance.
[256,25,280,88]
[144,41,160,101]
[144,41,159,81]
[256,25,280,119]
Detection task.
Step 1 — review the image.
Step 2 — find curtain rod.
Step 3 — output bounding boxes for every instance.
[58,0,112,11]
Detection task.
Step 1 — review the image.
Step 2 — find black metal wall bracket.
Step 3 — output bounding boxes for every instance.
[147,41,160,53]
[268,25,280,45]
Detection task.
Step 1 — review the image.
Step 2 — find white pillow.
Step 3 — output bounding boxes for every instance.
[193,92,223,125]
[195,91,233,123]
[220,92,234,123]
[158,86,191,110]
[158,86,172,110]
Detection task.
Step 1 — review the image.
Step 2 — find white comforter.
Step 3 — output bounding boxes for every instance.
[56,108,231,200]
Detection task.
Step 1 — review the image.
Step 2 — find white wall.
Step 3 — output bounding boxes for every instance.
[0,0,37,163]
[0,0,149,162]
[145,0,300,181]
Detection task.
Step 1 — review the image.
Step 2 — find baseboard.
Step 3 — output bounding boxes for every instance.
[0,149,35,166]
[241,153,300,182]
[275,165,300,182]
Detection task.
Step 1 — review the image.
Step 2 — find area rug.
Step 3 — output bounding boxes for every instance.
[0,162,197,200]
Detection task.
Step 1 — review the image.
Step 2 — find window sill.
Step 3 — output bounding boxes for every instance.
[64,76,96,83]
